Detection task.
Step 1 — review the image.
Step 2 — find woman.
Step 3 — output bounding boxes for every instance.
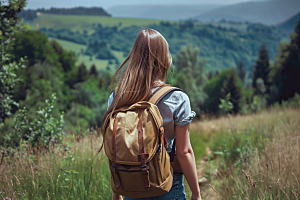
[103,29,201,200]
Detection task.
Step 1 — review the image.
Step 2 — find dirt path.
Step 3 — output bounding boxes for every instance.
[197,147,220,200]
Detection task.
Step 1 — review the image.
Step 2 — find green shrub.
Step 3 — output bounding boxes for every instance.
[4,93,64,149]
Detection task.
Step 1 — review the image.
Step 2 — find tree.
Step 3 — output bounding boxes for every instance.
[50,39,63,55]
[237,61,246,85]
[70,78,110,128]
[90,64,98,77]
[98,71,112,90]
[0,0,26,38]
[207,71,213,80]
[204,68,244,114]
[75,62,88,83]
[274,19,300,102]
[13,30,65,104]
[215,70,219,76]
[0,0,26,127]
[221,70,242,114]
[13,30,59,67]
[252,43,270,95]
[50,39,76,73]
[253,78,267,109]
[174,45,207,115]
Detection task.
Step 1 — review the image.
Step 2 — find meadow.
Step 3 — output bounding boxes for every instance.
[1,106,299,199]
[192,106,300,199]
[48,37,125,71]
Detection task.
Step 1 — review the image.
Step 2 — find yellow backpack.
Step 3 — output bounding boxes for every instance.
[97,86,181,198]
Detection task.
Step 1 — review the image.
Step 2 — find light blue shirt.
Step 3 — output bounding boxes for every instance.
[107,90,196,153]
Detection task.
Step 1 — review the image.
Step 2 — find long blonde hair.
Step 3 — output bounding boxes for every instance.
[102,29,171,126]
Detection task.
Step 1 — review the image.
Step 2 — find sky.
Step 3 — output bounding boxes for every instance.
[25,0,268,9]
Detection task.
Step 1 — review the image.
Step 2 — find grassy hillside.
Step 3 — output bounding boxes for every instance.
[27,13,290,73]
[277,11,300,33]
[190,106,300,199]
[49,37,125,71]
[2,106,299,199]
[39,17,285,72]
[27,13,161,34]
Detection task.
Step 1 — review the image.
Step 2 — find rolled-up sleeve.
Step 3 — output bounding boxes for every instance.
[107,92,114,109]
[174,92,196,127]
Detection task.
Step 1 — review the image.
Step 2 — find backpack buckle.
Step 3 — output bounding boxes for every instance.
[111,164,116,173]
[159,125,164,134]
[159,125,168,149]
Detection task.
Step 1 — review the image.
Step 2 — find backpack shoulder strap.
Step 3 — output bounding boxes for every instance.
[148,86,182,105]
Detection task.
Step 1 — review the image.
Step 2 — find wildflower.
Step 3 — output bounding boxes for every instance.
[91,127,94,130]
[50,138,54,142]
[90,132,93,135]
[291,136,300,141]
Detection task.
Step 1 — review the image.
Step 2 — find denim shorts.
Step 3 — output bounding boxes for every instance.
[124,174,186,200]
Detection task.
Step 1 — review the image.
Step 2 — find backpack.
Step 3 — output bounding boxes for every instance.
[97,86,182,198]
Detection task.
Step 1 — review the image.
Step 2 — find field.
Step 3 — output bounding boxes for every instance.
[1,106,299,199]
[28,14,162,33]
[49,37,125,71]
[192,106,300,199]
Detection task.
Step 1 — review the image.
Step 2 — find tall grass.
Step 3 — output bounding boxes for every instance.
[190,107,300,199]
[1,107,299,199]
[0,130,111,199]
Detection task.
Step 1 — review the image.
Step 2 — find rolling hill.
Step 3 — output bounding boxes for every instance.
[48,37,125,71]
[277,11,300,33]
[106,5,220,21]
[37,14,286,73]
[194,0,300,25]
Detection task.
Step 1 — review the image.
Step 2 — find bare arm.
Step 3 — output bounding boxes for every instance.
[175,124,201,200]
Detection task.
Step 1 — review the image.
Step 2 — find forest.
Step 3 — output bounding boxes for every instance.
[1,1,300,199]
[39,20,286,73]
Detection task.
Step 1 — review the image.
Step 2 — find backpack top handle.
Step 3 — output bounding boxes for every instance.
[148,86,182,105]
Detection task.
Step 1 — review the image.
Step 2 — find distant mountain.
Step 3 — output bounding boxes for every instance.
[277,11,300,33]
[194,0,300,25]
[106,5,220,21]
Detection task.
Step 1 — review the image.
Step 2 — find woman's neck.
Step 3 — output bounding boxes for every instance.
[152,80,165,88]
